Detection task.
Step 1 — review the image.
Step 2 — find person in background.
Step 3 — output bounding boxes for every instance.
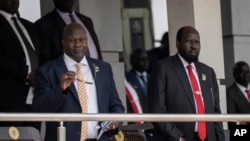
[32,23,124,141]
[227,61,250,130]
[125,48,153,141]
[35,0,102,61]
[126,48,150,113]
[0,0,42,130]
[148,26,225,141]
[147,32,170,73]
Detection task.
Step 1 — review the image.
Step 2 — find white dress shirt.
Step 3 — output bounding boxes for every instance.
[64,54,98,139]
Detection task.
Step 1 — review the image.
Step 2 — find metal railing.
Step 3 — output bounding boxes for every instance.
[0,113,249,141]
[1,113,250,122]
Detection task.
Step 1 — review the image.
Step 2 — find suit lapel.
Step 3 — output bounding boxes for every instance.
[55,57,79,103]
[52,10,67,28]
[173,55,196,112]
[0,15,22,46]
[86,58,102,110]
[195,63,211,113]
[233,83,250,107]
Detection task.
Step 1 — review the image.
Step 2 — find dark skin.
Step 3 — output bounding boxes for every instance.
[0,0,19,15]
[0,0,36,86]
[53,0,75,13]
[131,49,149,73]
[59,23,118,131]
[234,62,250,88]
[176,26,200,64]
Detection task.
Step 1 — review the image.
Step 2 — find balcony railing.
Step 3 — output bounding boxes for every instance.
[0,113,249,141]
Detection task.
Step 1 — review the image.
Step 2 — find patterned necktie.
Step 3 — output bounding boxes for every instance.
[12,17,38,71]
[76,63,88,141]
[139,74,147,96]
[245,89,250,100]
[186,65,206,141]
[69,14,76,23]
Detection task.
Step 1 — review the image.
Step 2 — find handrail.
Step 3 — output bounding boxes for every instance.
[1,113,248,141]
[0,113,249,122]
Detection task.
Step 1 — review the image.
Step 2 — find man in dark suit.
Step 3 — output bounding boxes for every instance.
[0,0,41,129]
[126,48,150,113]
[227,61,250,129]
[148,26,225,141]
[35,0,102,61]
[32,23,124,141]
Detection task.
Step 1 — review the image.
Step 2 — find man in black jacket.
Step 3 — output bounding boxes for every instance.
[0,0,41,130]
[35,0,102,61]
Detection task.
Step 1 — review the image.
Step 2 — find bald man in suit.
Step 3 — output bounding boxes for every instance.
[32,23,124,141]
[148,26,225,141]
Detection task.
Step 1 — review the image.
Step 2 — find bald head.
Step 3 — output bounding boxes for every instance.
[62,23,86,39]
[62,23,88,62]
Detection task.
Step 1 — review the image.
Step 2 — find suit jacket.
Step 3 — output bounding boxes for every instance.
[227,83,250,129]
[126,70,149,113]
[32,56,124,141]
[148,54,225,141]
[35,10,102,61]
[0,14,41,111]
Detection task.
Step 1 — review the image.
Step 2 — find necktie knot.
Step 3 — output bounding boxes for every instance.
[245,89,250,100]
[245,89,250,93]
[76,63,83,81]
[187,64,192,70]
[11,16,17,21]
[69,14,76,23]
[76,63,81,68]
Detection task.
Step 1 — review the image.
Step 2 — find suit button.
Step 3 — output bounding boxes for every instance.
[77,132,80,135]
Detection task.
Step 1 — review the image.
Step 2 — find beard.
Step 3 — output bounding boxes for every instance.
[179,51,199,63]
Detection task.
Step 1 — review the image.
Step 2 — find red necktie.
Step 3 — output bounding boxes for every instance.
[245,89,250,100]
[186,65,206,141]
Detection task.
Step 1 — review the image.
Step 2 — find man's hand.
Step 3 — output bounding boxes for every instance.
[27,71,35,87]
[180,137,186,141]
[106,121,119,131]
[60,71,76,91]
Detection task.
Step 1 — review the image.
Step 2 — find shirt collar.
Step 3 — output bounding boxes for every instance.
[135,70,147,77]
[63,53,88,68]
[56,9,76,19]
[178,53,195,68]
[0,10,17,20]
[236,82,250,91]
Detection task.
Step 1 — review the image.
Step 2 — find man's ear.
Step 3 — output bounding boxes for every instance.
[176,41,180,50]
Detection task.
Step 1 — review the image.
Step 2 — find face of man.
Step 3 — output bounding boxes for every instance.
[177,27,200,63]
[235,64,250,87]
[133,51,149,73]
[53,0,75,13]
[62,24,88,62]
[0,0,19,15]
